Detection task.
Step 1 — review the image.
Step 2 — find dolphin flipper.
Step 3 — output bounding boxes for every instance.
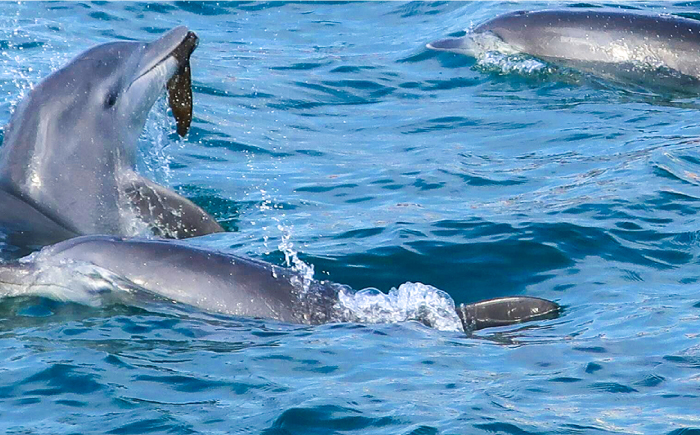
[121,173,224,239]
[457,296,560,331]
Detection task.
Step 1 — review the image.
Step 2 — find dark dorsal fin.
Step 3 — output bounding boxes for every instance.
[457,296,560,332]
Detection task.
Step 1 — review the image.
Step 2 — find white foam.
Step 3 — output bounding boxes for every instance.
[336,282,463,332]
[477,51,549,75]
[277,225,315,292]
[0,259,138,307]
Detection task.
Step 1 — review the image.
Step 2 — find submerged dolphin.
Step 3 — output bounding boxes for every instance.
[0,27,223,252]
[0,236,560,333]
[428,9,700,90]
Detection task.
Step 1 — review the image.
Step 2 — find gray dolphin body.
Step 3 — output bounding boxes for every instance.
[0,235,560,333]
[428,9,700,90]
[0,27,222,252]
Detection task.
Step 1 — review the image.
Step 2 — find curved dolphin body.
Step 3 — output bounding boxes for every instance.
[428,9,700,90]
[0,27,223,252]
[0,236,560,333]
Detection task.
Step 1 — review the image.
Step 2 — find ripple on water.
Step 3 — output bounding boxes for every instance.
[1,1,700,433]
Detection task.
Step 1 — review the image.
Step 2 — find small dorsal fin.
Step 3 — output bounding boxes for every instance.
[457,296,560,331]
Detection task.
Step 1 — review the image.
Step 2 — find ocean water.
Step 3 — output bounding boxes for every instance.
[1,1,700,433]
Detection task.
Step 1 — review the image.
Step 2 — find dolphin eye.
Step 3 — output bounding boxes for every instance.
[105,92,118,108]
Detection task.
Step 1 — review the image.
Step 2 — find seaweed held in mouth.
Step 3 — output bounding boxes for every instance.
[167,31,198,137]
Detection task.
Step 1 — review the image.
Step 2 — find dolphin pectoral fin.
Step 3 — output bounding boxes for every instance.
[0,188,79,254]
[456,296,560,332]
[121,174,223,239]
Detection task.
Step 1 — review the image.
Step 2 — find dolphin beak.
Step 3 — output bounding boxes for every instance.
[138,27,199,137]
[426,37,467,52]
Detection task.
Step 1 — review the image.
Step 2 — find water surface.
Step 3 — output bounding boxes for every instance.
[1,2,700,433]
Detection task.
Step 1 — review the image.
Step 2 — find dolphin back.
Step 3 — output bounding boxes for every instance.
[28,236,560,333]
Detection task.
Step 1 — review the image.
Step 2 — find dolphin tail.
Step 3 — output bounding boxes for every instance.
[456,296,560,332]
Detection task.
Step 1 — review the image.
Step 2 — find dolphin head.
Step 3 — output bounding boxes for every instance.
[0,27,199,235]
[2,27,197,170]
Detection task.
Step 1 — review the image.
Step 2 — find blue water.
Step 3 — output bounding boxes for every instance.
[1,1,700,433]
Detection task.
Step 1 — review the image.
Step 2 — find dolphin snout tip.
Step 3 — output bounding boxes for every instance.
[157,26,198,51]
[426,37,465,52]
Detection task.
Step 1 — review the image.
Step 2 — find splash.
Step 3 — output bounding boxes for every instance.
[138,95,176,184]
[335,282,463,332]
[0,256,138,308]
[476,51,549,76]
[118,96,185,239]
[277,224,315,292]
[251,155,315,292]
[0,8,57,113]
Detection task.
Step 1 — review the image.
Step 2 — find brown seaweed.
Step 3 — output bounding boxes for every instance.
[167,63,192,137]
[167,31,198,137]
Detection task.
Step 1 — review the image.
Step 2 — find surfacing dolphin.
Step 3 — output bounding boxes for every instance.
[428,9,700,91]
[0,235,560,334]
[0,27,222,252]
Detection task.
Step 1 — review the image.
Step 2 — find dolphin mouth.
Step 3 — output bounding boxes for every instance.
[133,27,199,137]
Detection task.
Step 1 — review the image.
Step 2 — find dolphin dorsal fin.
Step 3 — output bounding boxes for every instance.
[457,296,560,332]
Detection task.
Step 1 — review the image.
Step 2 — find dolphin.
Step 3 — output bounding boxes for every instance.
[0,27,223,253]
[0,235,560,333]
[428,9,700,91]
